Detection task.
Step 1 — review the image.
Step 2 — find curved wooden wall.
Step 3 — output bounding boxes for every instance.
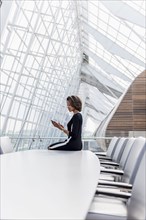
[106,70,146,137]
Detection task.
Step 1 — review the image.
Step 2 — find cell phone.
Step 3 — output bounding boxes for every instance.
[51,120,56,123]
[51,120,58,125]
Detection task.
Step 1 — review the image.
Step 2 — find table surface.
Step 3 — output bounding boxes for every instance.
[1,149,100,220]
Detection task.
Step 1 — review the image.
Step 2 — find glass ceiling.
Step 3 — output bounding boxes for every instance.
[78,0,145,135]
[0,0,145,150]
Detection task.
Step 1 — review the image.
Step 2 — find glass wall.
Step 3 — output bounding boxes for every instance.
[0,0,82,150]
[0,0,145,150]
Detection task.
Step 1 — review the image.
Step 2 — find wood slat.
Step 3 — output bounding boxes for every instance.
[106,70,146,137]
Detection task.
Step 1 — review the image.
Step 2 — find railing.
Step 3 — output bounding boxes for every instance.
[10,136,112,152]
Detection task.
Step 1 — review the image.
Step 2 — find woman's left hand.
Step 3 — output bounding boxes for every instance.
[58,123,64,130]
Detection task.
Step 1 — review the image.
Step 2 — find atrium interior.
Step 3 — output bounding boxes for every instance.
[0,1,146,220]
[0,0,146,150]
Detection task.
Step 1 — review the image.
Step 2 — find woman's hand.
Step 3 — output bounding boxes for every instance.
[51,121,64,130]
[57,123,64,130]
[51,120,59,128]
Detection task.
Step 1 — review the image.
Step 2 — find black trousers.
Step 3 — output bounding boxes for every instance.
[48,138,82,151]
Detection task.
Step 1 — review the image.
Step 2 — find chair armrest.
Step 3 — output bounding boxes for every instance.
[100,168,124,175]
[96,188,131,199]
[100,161,119,167]
[99,156,112,161]
[95,152,107,156]
[98,180,132,189]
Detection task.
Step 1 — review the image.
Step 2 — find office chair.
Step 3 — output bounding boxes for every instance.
[99,137,127,181]
[99,137,135,168]
[0,136,13,154]
[86,145,146,220]
[95,136,119,160]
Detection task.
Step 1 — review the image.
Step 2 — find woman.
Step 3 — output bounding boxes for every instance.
[48,95,83,151]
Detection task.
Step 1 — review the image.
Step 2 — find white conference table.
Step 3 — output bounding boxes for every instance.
[1,149,100,220]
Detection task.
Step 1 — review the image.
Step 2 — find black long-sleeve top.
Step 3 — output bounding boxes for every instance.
[49,112,83,151]
[67,112,83,149]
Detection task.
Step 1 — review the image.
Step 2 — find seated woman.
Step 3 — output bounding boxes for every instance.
[48,96,83,151]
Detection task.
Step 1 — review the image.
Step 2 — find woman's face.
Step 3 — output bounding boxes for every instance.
[67,100,75,112]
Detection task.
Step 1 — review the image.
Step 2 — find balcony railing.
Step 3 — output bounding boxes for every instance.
[10,136,112,152]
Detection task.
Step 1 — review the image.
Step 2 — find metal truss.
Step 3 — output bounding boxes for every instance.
[0,0,145,149]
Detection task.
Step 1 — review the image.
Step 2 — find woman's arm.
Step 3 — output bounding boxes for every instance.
[57,123,69,136]
[61,128,69,136]
[68,115,80,139]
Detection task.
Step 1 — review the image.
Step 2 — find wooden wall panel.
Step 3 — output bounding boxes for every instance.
[106,70,146,137]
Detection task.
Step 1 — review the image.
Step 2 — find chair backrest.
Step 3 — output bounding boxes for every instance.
[0,136,13,154]
[112,137,128,162]
[106,137,119,157]
[122,137,146,184]
[119,137,136,168]
[127,145,146,220]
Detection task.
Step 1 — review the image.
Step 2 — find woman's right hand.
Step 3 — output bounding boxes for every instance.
[58,123,64,130]
[51,121,64,130]
[51,120,59,128]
